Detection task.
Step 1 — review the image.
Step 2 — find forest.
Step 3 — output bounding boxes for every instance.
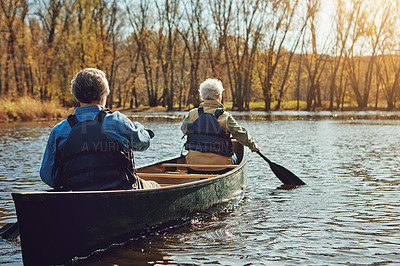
[1,0,400,113]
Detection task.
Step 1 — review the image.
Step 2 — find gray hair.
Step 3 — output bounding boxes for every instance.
[199,78,224,100]
[70,68,110,103]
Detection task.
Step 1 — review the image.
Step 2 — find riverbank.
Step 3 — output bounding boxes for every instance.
[0,97,70,123]
[2,98,400,123]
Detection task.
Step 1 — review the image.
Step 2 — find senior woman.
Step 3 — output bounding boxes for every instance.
[40,68,159,190]
[181,78,259,173]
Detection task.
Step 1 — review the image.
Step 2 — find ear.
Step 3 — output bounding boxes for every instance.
[101,95,107,106]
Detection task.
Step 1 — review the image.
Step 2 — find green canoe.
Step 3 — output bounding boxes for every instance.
[12,142,247,265]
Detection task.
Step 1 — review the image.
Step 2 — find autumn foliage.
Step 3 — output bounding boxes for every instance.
[1,0,400,113]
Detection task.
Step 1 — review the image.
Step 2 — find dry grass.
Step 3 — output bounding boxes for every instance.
[0,108,7,122]
[0,97,67,122]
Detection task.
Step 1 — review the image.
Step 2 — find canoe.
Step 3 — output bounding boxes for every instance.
[12,141,247,265]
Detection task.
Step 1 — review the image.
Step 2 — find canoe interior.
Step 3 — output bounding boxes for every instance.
[136,140,244,186]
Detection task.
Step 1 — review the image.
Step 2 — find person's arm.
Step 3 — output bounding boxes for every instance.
[130,121,151,151]
[181,112,190,134]
[107,112,151,151]
[40,130,57,188]
[226,114,259,152]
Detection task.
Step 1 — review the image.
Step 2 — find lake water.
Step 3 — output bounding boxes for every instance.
[1,112,400,265]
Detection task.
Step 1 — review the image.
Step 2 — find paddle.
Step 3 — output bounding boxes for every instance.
[0,222,19,240]
[256,151,305,186]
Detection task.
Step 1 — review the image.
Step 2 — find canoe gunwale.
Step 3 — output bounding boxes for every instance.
[12,153,247,198]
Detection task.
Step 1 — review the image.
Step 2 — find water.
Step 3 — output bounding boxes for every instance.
[1,115,400,265]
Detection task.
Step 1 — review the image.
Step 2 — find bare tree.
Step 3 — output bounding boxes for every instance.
[345,0,393,108]
[226,0,264,110]
[257,0,301,111]
[303,0,330,111]
[34,0,62,99]
[0,0,28,96]
[372,0,398,110]
[275,2,308,110]
[327,0,353,111]
[99,0,121,108]
[154,0,181,111]
[206,0,234,104]
[178,0,206,107]
[126,0,159,107]
[377,55,400,110]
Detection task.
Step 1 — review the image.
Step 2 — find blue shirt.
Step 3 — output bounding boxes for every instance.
[40,105,151,188]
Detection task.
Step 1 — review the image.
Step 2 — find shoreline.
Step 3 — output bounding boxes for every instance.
[3,108,400,124]
[3,96,400,123]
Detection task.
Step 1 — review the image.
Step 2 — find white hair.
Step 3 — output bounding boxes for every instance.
[199,78,224,100]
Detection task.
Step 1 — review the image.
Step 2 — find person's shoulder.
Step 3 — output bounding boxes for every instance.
[219,108,231,117]
[105,110,131,123]
[185,107,198,116]
[187,108,200,118]
[108,110,124,117]
[52,119,69,132]
[103,111,138,133]
[47,119,70,141]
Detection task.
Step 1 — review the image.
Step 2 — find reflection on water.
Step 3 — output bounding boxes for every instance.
[0,122,51,226]
[1,115,400,265]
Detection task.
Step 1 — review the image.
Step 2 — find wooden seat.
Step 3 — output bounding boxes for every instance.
[137,173,217,179]
[136,163,237,185]
[160,163,237,169]
[136,172,216,185]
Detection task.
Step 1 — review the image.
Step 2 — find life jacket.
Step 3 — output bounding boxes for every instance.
[54,109,137,190]
[184,106,234,157]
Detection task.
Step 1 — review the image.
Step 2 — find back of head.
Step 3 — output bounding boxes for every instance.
[199,78,224,101]
[70,68,110,103]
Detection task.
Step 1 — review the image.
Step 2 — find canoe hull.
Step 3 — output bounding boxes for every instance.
[13,156,247,265]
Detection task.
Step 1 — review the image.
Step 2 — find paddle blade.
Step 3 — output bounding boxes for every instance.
[256,151,305,186]
[268,161,305,186]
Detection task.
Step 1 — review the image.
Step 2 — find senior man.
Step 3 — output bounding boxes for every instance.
[40,68,159,190]
[181,78,259,173]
